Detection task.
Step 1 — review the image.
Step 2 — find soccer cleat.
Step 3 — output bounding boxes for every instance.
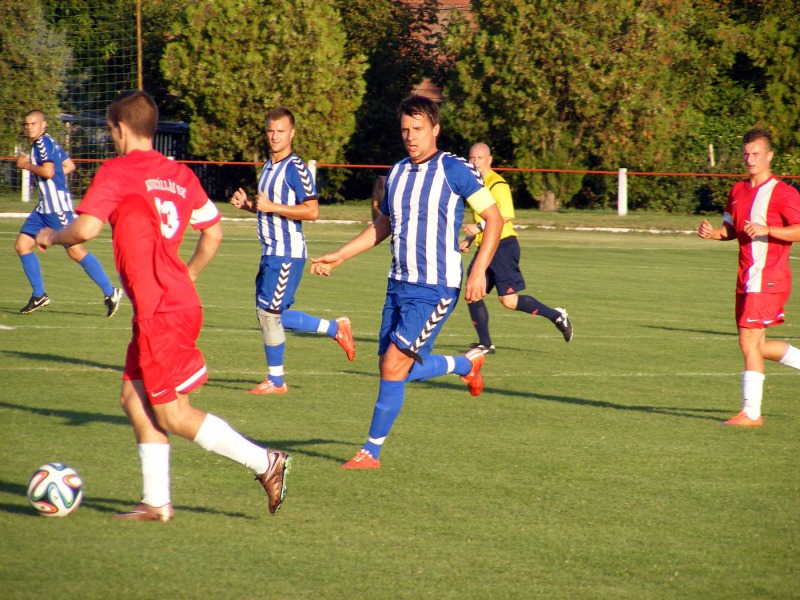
[104,287,123,318]
[114,502,174,521]
[256,451,292,514]
[248,379,288,395]
[335,316,356,361]
[470,342,496,355]
[554,307,573,342]
[20,294,50,314]
[340,449,381,470]
[721,411,763,427]
[460,348,486,397]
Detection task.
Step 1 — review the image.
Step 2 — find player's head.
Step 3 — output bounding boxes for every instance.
[742,128,774,181]
[742,128,773,151]
[468,143,493,177]
[107,91,159,140]
[266,107,296,159]
[23,110,47,141]
[398,95,440,128]
[398,96,441,164]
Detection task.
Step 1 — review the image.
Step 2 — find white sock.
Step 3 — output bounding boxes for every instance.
[138,443,170,507]
[742,370,765,420]
[778,345,800,369]
[317,319,330,334]
[444,356,455,374]
[193,413,270,474]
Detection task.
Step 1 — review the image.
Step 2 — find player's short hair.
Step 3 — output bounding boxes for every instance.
[743,128,773,150]
[398,95,440,128]
[24,110,46,122]
[107,91,158,139]
[267,107,295,127]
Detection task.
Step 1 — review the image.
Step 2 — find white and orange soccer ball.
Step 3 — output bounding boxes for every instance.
[27,463,84,517]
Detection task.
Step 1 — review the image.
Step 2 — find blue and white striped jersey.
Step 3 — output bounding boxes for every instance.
[381,151,484,289]
[256,153,318,258]
[31,133,73,215]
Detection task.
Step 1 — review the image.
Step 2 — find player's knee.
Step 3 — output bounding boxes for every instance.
[257,308,286,346]
[499,294,517,310]
[15,235,33,255]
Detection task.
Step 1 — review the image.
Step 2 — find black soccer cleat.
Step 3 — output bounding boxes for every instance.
[20,294,51,314]
[554,307,573,342]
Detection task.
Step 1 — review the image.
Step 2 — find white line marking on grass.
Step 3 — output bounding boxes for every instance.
[0,324,15,330]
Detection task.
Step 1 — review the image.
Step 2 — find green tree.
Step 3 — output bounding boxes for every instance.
[0,0,71,156]
[161,0,366,187]
[440,1,729,210]
[336,0,441,177]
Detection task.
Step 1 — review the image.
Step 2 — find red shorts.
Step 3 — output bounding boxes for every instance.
[123,307,208,404]
[735,292,788,329]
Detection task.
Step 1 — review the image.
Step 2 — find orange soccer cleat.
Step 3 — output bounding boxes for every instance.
[248,379,288,395]
[114,502,174,521]
[335,316,356,361]
[340,449,381,470]
[460,348,486,397]
[721,411,763,427]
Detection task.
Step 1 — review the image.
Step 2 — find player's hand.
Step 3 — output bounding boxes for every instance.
[744,220,768,239]
[459,239,471,253]
[255,193,274,213]
[697,219,713,239]
[464,269,488,303]
[35,227,56,250]
[230,188,249,209]
[310,254,344,277]
[16,154,30,169]
[463,223,480,236]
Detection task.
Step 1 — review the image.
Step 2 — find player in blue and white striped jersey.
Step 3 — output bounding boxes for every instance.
[231,107,355,395]
[15,110,121,316]
[311,95,503,469]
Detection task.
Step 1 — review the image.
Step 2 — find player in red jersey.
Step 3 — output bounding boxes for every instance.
[35,91,291,519]
[698,128,800,426]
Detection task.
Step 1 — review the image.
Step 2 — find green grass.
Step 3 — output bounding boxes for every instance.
[0,207,798,599]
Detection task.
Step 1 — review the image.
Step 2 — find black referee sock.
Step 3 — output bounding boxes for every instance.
[468,299,492,347]
[516,295,559,322]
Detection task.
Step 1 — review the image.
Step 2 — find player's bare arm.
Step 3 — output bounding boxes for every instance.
[35,214,104,249]
[697,219,734,241]
[256,194,319,221]
[17,155,55,179]
[745,221,800,242]
[310,213,391,276]
[230,188,257,212]
[62,158,77,176]
[186,221,223,282]
[464,203,502,302]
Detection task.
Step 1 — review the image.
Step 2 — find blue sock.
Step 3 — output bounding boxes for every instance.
[468,299,492,347]
[451,355,473,377]
[516,294,559,321]
[79,254,114,297]
[20,253,45,297]
[264,343,285,386]
[406,355,450,382]
[363,379,406,459]
[282,309,336,337]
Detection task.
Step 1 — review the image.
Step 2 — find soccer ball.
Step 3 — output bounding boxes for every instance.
[27,463,84,517]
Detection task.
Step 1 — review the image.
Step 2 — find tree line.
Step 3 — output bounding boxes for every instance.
[2,0,799,211]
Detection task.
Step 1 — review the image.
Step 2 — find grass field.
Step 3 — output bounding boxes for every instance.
[0,202,797,599]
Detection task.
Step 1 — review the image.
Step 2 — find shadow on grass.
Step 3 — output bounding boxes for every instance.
[641,324,738,337]
[0,480,253,519]
[411,380,726,422]
[0,401,128,427]
[1,349,121,372]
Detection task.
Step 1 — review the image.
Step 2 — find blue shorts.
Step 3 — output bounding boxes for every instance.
[378,279,460,363]
[467,236,526,297]
[255,255,305,313]
[20,210,74,238]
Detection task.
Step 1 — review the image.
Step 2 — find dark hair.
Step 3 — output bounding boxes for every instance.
[398,95,440,128]
[742,128,773,151]
[267,107,295,127]
[107,91,158,139]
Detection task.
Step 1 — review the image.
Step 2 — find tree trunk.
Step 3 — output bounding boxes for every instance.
[539,190,560,211]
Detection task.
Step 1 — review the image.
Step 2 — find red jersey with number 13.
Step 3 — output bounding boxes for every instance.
[76,149,221,319]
